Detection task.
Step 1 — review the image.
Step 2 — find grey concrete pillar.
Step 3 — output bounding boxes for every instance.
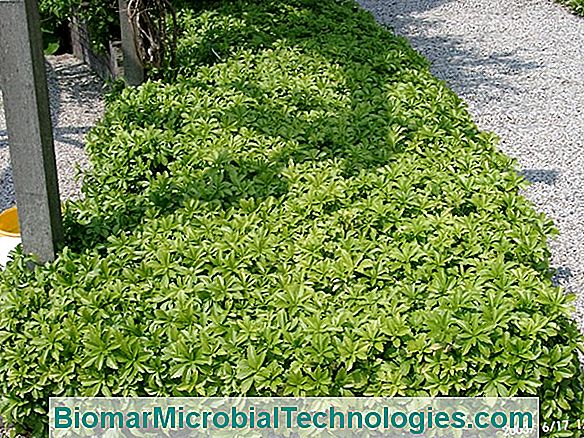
[0,0,64,263]
[118,0,144,86]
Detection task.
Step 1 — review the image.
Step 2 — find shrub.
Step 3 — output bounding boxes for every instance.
[557,0,584,15]
[1,0,583,435]
[38,0,119,53]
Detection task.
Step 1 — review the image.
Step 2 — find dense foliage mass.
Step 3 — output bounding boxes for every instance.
[557,0,584,15]
[2,0,583,435]
[39,0,118,53]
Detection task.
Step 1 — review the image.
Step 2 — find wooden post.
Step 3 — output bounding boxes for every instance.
[0,0,64,263]
[118,0,144,85]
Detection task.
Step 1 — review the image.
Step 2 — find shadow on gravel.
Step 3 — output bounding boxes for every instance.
[45,59,104,150]
[520,168,560,185]
[358,0,542,98]
[0,129,6,151]
[553,265,574,287]
[52,125,96,149]
[0,167,14,212]
[0,60,101,150]
[0,60,98,153]
[366,0,451,17]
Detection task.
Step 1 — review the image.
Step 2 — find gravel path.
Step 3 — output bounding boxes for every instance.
[0,54,104,212]
[357,0,584,330]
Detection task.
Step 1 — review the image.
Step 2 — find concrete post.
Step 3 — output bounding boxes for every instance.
[118,0,144,85]
[0,0,64,263]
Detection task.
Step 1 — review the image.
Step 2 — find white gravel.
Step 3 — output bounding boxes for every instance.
[0,53,104,212]
[357,0,584,330]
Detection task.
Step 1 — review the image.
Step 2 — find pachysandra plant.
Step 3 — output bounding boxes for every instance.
[1,0,583,436]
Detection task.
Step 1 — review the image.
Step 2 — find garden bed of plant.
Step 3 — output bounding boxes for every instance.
[557,0,584,15]
[1,0,583,435]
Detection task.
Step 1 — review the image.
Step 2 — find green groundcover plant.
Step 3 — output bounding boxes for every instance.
[1,0,583,435]
[557,0,584,15]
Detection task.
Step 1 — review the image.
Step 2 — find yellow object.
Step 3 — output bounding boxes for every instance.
[0,207,20,237]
